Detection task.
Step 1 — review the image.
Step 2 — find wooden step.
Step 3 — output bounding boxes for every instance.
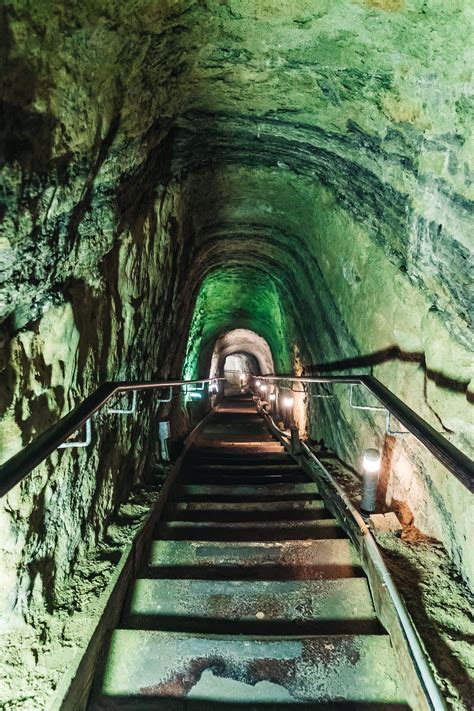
[185,473,309,485]
[155,518,345,541]
[92,630,406,708]
[144,539,363,580]
[188,463,302,474]
[163,499,329,522]
[175,482,318,503]
[124,577,380,634]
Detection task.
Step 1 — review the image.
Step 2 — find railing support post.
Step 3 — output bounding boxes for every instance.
[290,425,301,455]
[158,420,171,461]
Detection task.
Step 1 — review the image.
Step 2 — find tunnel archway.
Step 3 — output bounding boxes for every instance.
[220,353,259,388]
[209,329,275,383]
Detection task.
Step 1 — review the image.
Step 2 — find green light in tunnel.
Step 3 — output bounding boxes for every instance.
[188,392,202,400]
[182,266,293,383]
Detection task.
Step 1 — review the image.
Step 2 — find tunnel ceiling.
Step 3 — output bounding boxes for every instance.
[182,266,292,379]
[1,0,473,423]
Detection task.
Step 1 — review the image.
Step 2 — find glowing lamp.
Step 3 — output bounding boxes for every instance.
[360,448,381,519]
[255,379,261,387]
[259,384,267,393]
[362,448,381,474]
[283,396,294,408]
[189,392,202,400]
[269,393,276,402]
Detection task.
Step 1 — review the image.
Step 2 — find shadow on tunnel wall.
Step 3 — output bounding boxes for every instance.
[305,346,472,400]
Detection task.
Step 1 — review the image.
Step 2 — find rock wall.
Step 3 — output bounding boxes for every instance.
[1,0,472,627]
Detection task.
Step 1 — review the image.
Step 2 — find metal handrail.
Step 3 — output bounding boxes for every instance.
[0,378,224,498]
[258,402,446,710]
[298,442,446,711]
[254,373,474,492]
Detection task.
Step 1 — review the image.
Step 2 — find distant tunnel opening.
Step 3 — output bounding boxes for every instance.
[208,329,275,383]
[221,352,259,388]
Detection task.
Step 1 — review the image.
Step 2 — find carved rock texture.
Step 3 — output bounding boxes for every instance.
[0,0,473,624]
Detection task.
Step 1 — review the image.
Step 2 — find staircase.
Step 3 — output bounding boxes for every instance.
[89,395,408,709]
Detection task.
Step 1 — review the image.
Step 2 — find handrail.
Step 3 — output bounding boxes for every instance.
[254,373,474,492]
[0,378,224,498]
[298,442,446,711]
[259,403,446,710]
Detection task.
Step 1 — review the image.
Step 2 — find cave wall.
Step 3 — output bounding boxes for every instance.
[181,164,473,586]
[1,0,472,624]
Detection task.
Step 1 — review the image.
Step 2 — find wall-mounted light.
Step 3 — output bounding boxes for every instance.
[360,448,381,519]
[259,384,267,393]
[269,393,276,402]
[283,396,294,408]
[188,392,202,400]
[255,379,261,387]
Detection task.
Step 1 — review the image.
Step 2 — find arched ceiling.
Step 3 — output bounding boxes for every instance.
[182,266,292,379]
[1,0,472,433]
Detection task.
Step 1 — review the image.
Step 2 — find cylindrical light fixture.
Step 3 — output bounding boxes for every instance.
[269,391,277,414]
[282,395,294,429]
[360,448,381,519]
[259,384,267,393]
[255,379,261,387]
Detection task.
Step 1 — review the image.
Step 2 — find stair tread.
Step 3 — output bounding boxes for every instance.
[126,577,378,624]
[185,477,309,487]
[159,518,339,530]
[145,539,362,580]
[95,630,405,705]
[162,500,329,523]
[178,483,317,497]
[166,500,325,512]
[190,464,302,472]
[155,520,344,541]
[200,435,276,443]
[191,459,292,468]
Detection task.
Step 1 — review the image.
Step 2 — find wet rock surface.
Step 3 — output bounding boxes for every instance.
[0,480,162,710]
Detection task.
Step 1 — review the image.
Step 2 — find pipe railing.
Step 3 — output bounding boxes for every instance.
[0,378,224,498]
[258,400,446,710]
[251,373,474,492]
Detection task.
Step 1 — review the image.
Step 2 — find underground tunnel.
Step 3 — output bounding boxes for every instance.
[0,1,473,709]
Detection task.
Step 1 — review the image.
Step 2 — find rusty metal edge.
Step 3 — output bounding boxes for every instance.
[48,404,219,711]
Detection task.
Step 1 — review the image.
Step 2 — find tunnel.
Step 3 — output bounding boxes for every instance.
[0,1,473,709]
